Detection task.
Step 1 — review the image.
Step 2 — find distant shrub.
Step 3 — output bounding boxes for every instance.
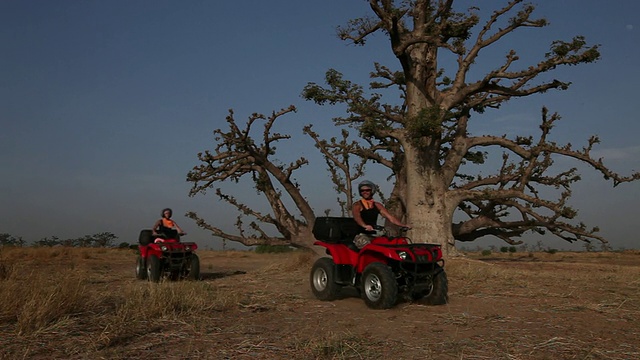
[481,249,492,256]
[508,246,517,253]
[545,248,558,254]
[500,246,508,253]
[584,242,595,252]
[254,245,293,254]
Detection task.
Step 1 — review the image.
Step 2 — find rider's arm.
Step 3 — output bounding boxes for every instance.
[152,219,161,235]
[352,202,374,232]
[378,204,411,229]
[174,222,185,234]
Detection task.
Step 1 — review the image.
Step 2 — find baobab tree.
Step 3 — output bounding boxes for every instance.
[302,0,639,254]
[188,0,639,254]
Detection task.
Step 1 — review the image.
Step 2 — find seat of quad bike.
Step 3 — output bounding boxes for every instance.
[139,229,153,246]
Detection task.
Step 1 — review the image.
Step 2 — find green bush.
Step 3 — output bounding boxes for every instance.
[481,249,492,256]
[508,246,517,253]
[254,245,293,254]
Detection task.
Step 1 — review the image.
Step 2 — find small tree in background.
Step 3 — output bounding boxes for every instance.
[0,233,25,247]
[34,236,60,247]
[91,232,118,247]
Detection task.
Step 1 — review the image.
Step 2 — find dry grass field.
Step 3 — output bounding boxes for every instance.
[0,246,639,359]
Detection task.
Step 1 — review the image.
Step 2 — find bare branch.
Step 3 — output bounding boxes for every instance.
[187,106,317,250]
[186,211,293,247]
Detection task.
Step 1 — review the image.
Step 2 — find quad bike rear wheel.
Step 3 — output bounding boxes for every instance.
[310,257,340,301]
[135,255,147,280]
[361,262,397,309]
[146,254,162,282]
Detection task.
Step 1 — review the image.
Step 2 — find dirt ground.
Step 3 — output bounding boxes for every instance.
[1,248,639,359]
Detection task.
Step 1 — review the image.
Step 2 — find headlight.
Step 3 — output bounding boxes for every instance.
[161,245,168,252]
[397,251,408,260]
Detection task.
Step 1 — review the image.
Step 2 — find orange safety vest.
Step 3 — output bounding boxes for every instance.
[162,218,176,228]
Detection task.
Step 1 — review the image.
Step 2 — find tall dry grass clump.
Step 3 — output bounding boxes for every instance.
[0,247,246,338]
[115,281,241,320]
[95,281,243,347]
[0,250,15,281]
[0,263,93,335]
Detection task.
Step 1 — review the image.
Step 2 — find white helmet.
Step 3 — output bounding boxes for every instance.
[358,180,376,195]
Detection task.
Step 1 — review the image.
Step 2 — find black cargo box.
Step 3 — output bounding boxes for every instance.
[312,217,361,243]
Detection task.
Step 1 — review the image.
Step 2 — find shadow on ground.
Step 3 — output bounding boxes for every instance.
[200,270,247,280]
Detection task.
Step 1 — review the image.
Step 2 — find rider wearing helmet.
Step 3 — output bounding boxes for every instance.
[352,180,410,248]
[152,208,185,240]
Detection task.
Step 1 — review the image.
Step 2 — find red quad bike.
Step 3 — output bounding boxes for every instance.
[310,217,448,309]
[135,230,200,282]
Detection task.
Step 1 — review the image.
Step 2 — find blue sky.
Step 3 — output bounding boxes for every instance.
[1,1,639,250]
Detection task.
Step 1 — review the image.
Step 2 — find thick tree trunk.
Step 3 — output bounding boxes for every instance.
[399,48,459,255]
[293,226,326,256]
[404,145,458,256]
[384,165,407,227]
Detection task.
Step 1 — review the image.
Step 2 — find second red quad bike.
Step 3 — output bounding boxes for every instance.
[310,217,448,309]
[135,230,200,282]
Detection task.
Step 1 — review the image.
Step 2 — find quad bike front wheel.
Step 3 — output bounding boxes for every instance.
[146,254,162,283]
[361,262,397,309]
[310,257,340,301]
[135,255,147,280]
[409,267,449,305]
[422,268,448,305]
[186,253,200,280]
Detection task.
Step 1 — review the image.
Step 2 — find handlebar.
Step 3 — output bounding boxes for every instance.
[376,225,411,243]
[373,225,411,233]
[153,232,187,238]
